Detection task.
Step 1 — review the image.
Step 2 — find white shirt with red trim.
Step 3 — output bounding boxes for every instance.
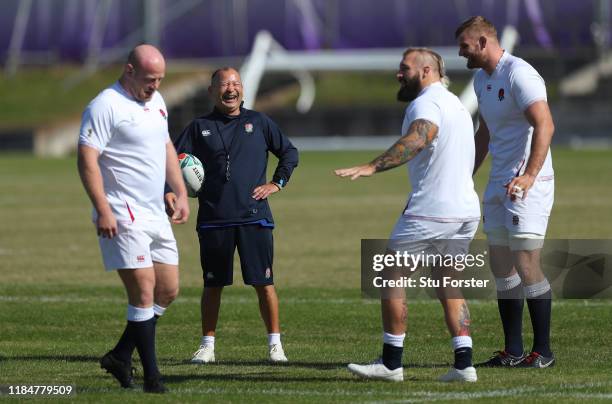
[474,51,554,183]
[78,82,170,222]
[400,82,480,222]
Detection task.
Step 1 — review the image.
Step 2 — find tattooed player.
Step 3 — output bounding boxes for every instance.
[335,48,481,382]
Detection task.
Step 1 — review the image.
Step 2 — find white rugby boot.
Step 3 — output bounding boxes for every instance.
[269,344,288,362]
[191,344,215,364]
[438,366,477,382]
[347,358,404,382]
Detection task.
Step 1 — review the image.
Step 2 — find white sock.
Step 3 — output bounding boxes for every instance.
[268,333,281,347]
[383,332,405,348]
[127,305,154,322]
[524,278,551,298]
[451,336,473,350]
[200,335,215,346]
[495,273,522,291]
[153,303,166,317]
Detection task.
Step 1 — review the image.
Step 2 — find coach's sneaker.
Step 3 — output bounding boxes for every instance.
[477,350,525,367]
[269,344,288,362]
[143,375,168,394]
[100,351,135,388]
[438,366,477,382]
[191,344,215,364]
[518,351,555,368]
[347,358,404,382]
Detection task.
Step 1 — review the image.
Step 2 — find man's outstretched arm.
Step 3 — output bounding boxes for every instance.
[334,119,438,180]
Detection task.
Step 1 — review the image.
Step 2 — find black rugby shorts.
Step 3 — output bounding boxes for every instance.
[198,224,273,287]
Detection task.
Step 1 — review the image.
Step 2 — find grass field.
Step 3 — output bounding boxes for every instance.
[1,149,611,402]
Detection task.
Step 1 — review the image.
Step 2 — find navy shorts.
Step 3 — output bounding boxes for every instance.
[198,225,273,287]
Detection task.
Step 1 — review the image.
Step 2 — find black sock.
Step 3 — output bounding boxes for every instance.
[497,285,524,356]
[454,347,472,370]
[526,289,552,357]
[112,324,136,363]
[130,317,160,379]
[382,343,403,370]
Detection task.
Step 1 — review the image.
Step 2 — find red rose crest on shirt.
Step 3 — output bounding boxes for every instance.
[159,109,167,120]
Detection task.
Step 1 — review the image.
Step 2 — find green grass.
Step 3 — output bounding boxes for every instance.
[0,67,202,130]
[0,149,611,402]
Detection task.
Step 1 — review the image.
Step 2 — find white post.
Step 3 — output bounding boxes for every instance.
[84,0,114,73]
[4,0,33,77]
[241,30,316,113]
[144,0,162,46]
[240,31,273,110]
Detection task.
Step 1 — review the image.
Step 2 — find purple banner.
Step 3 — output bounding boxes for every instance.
[0,0,599,62]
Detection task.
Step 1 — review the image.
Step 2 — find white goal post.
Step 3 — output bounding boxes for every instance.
[240,26,519,115]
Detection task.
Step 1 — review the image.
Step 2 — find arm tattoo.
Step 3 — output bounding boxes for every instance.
[370,119,438,173]
[458,302,471,336]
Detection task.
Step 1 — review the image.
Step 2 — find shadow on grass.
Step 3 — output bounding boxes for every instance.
[163,373,360,384]
[4,355,450,371]
[169,360,346,369]
[168,359,450,369]
[6,355,100,363]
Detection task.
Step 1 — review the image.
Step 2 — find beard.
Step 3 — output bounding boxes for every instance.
[396,76,420,102]
[465,54,483,69]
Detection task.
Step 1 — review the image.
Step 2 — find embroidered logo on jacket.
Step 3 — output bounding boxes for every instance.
[245,123,253,133]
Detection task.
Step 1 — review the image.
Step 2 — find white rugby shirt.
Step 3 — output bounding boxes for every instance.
[79,82,170,222]
[401,82,481,222]
[474,51,554,183]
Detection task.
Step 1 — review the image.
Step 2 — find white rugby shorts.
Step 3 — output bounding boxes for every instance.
[388,217,479,256]
[98,219,178,271]
[483,178,554,238]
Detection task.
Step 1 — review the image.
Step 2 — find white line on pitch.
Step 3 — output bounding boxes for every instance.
[1,294,611,306]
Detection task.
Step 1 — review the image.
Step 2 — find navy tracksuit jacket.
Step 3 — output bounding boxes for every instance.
[172,107,299,227]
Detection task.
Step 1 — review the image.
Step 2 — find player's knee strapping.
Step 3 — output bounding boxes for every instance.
[509,232,545,251]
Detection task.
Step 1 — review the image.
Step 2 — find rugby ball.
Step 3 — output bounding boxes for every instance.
[178,153,204,197]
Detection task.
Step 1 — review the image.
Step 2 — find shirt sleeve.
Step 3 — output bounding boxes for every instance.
[78,99,114,151]
[510,66,547,111]
[261,113,299,187]
[406,98,442,132]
